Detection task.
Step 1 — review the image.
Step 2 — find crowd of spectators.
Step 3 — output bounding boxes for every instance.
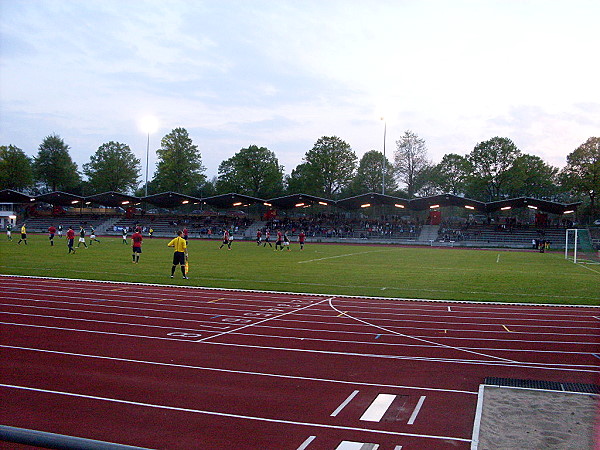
[265,214,422,239]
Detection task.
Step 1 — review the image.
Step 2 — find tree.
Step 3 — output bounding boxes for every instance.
[297,136,357,197]
[504,154,558,198]
[348,150,397,195]
[33,134,80,192]
[560,137,600,217]
[83,141,141,194]
[0,145,33,190]
[430,153,473,196]
[467,137,521,201]
[393,131,430,197]
[152,128,206,195]
[216,145,284,197]
[285,162,320,195]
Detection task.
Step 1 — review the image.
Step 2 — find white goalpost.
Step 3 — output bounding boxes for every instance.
[565,229,600,264]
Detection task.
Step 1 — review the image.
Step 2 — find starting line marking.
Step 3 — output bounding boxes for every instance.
[502,325,513,333]
[407,396,426,425]
[360,394,396,422]
[331,390,360,417]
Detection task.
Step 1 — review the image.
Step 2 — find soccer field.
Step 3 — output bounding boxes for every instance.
[0,234,598,305]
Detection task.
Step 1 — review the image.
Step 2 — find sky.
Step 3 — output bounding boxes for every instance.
[1,0,598,184]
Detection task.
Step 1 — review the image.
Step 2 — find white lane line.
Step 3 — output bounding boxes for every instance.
[407,396,426,425]
[0,384,471,443]
[297,435,316,450]
[196,297,333,342]
[331,390,360,417]
[1,345,477,395]
[360,394,396,422]
[327,298,517,363]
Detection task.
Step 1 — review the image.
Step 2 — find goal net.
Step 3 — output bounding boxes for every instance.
[564,229,600,264]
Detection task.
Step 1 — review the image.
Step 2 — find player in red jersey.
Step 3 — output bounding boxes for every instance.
[66,226,76,254]
[275,230,283,251]
[48,225,57,246]
[131,227,143,263]
[219,229,232,250]
[298,230,306,250]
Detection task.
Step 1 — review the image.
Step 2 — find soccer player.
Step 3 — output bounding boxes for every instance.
[66,226,76,254]
[17,224,27,245]
[167,230,188,279]
[89,226,100,244]
[6,223,12,240]
[122,227,128,244]
[283,232,291,251]
[219,229,232,250]
[256,229,262,245]
[131,227,143,263]
[299,230,306,250]
[263,229,272,247]
[57,224,63,238]
[274,229,283,251]
[48,225,57,246]
[77,226,88,248]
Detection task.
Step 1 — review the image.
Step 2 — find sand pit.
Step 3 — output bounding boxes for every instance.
[473,386,598,449]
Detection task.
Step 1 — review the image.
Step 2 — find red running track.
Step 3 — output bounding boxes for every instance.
[0,275,598,449]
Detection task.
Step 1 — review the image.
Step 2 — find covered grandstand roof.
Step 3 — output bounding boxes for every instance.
[336,192,410,210]
[201,193,265,209]
[85,191,141,208]
[35,191,85,206]
[409,194,487,212]
[484,197,581,215]
[266,194,333,209]
[0,189,36,203]
[141,192,201,208]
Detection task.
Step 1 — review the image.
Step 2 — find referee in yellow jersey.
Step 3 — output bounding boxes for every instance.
[167,230,188,279]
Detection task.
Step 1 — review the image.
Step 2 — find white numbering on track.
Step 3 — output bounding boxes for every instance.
[168,332,202,338]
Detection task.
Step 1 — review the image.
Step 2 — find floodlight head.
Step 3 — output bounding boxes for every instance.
[139,116,159,134]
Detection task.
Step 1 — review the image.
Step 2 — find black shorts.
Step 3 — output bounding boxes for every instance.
[133,247,142,253]
[172,251,185,265]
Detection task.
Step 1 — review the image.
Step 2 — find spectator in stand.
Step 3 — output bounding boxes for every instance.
[48,225,57,246]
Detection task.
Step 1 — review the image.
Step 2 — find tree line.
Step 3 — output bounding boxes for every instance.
[1,129,598,218]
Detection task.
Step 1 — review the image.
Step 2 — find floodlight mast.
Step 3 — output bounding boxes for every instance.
[381,117,386,195]
[140,116,158,197]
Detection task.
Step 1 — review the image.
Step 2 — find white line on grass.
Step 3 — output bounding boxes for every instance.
[298,250,389,264]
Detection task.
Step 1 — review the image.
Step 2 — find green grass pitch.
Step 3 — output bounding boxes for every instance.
[1,234,598,305]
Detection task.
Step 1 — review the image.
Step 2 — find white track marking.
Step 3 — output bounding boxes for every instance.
[328,299,517,363]
[407,396,426,425]
[2,274,599,306]
[360,394,396,422]
[331,390,360,416]
[0,384,471,443]
[1,345,477,394]
[195,297,333,342]
[297,436,316,449]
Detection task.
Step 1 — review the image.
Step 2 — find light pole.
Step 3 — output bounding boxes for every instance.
[140,116,158,197]
[381,117,386,195]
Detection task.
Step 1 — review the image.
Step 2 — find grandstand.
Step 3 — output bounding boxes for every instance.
[1,189,595,249]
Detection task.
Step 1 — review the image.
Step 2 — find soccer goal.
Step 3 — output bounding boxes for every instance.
[565,229,600,264]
